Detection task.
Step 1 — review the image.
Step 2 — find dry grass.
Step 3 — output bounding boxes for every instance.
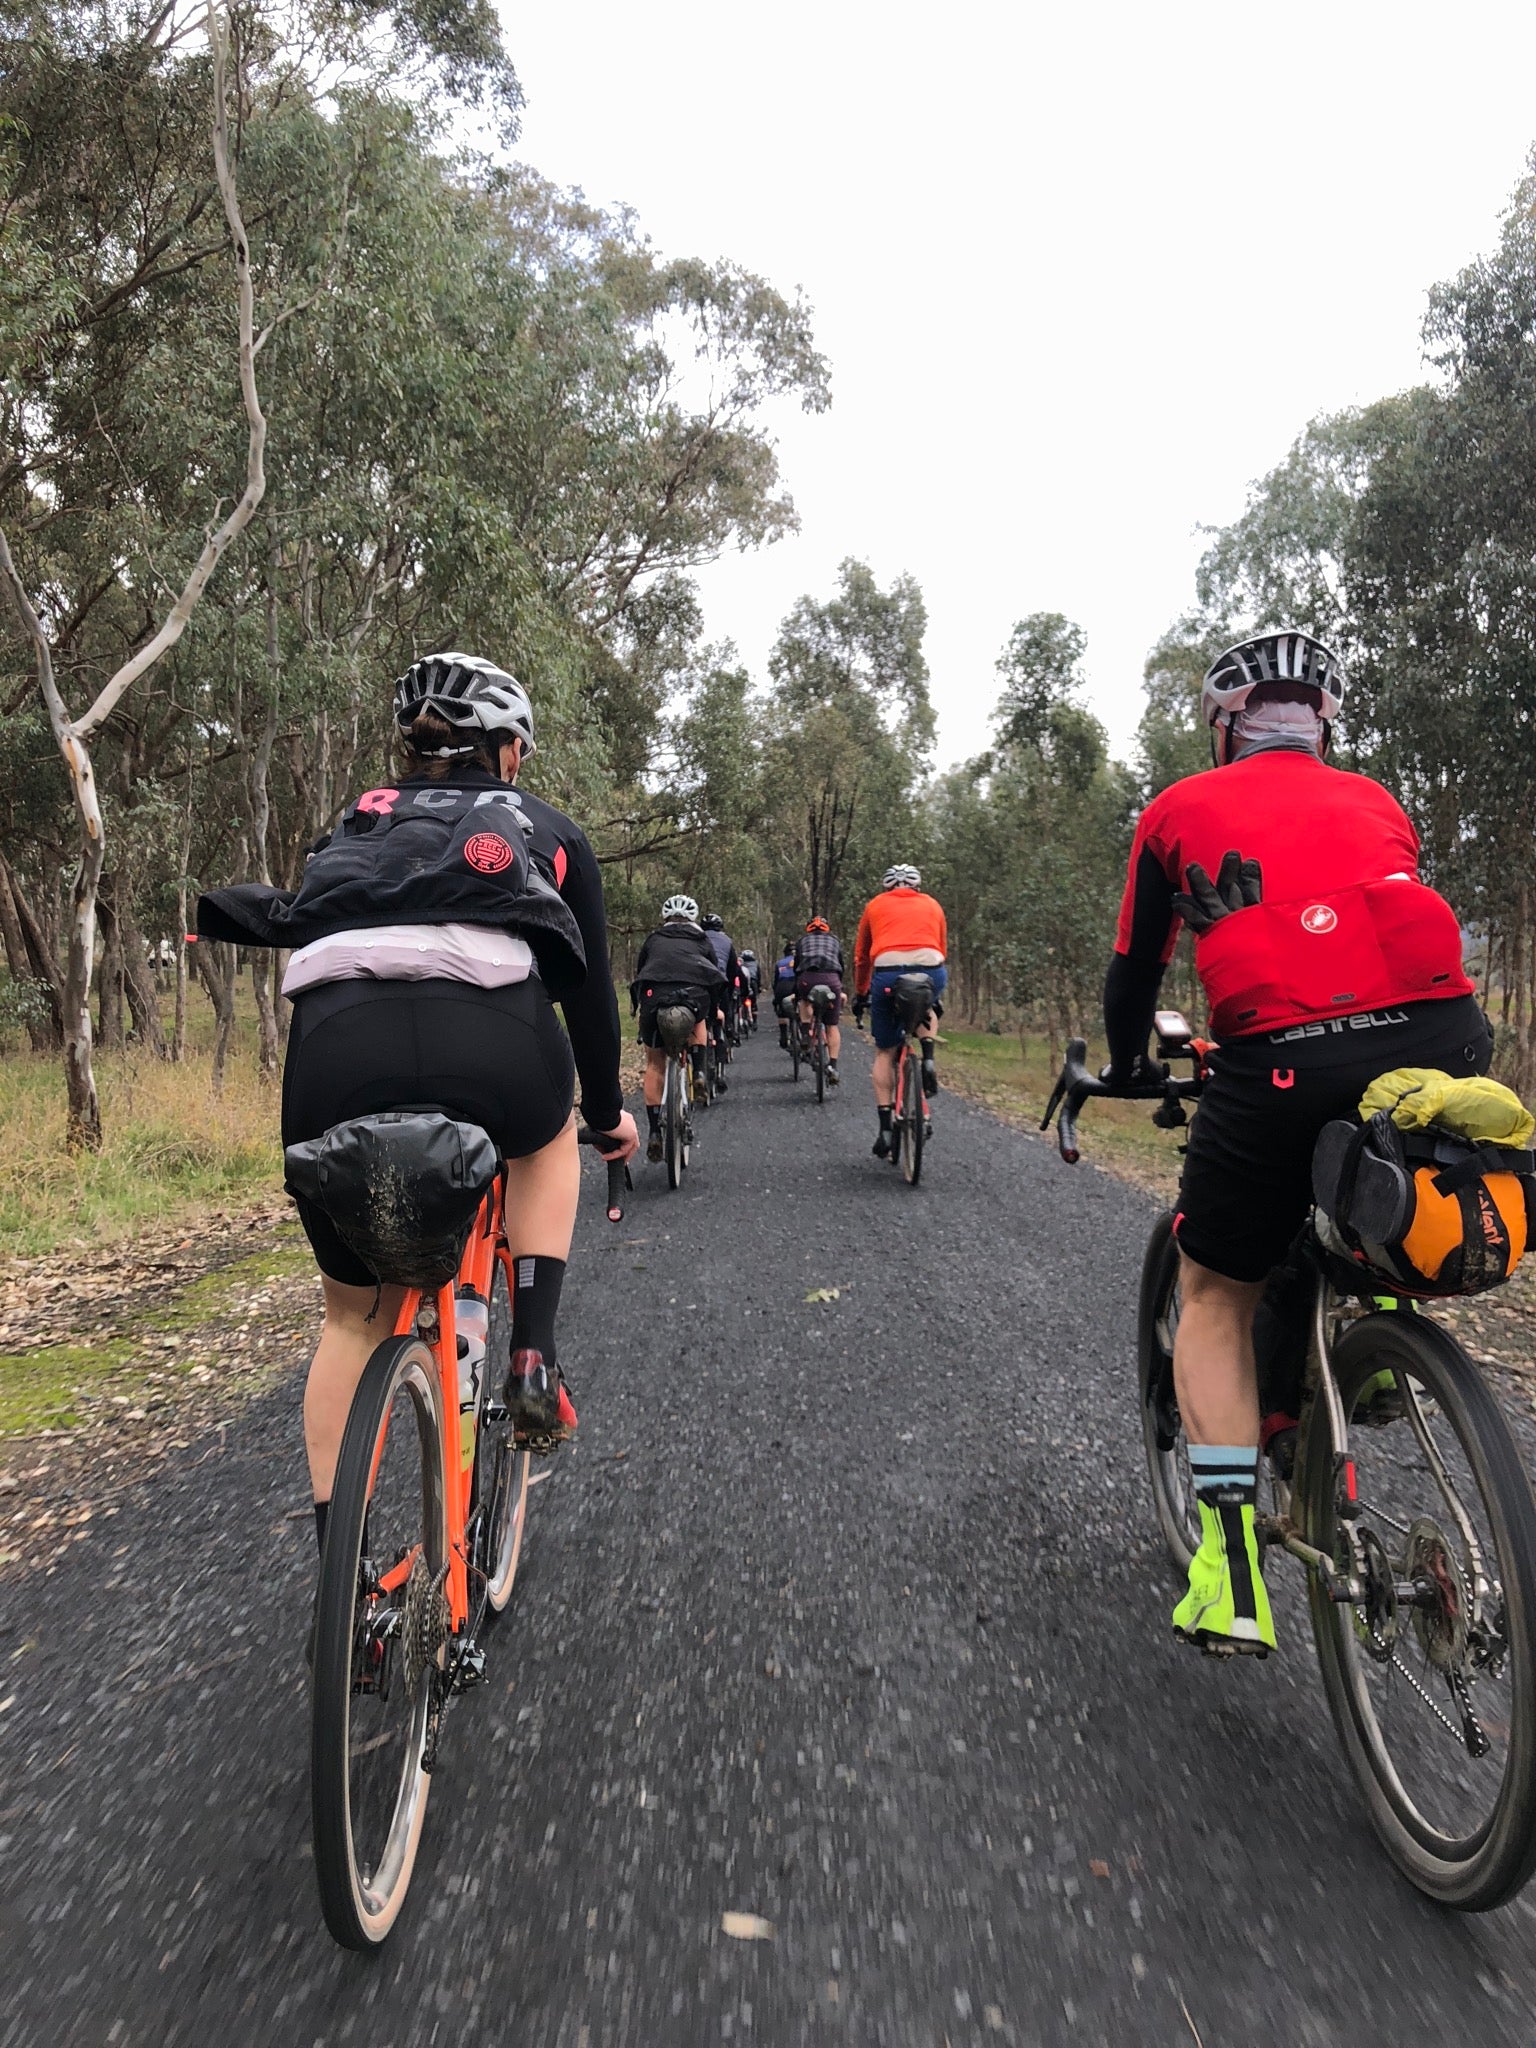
[0,1007,282,1260]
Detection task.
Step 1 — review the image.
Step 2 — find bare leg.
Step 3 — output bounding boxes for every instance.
[827,1022,842,1059]
[503,1113,580,1261]
[304,1276,409,1501]
[872,1045,897,1107]
[643,1047,667,1106]
[1172,1252,1266,1446]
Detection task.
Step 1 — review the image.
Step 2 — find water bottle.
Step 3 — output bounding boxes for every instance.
[457,1293,489,1473]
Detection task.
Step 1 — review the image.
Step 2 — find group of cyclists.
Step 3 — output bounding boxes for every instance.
[199,623,1502,1671]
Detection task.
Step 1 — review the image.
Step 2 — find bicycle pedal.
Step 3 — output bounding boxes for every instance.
[451,1641,487,1692]
[520,1430,567,1457]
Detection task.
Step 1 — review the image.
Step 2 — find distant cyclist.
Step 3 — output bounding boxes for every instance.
[631,894,728,1155]
[853,865,948,1157]
[772,938,797,1049]
[700,912,742,1080]
[198,651,638,1577]
[1104,629,1490,1655]
[793,916,846,1085]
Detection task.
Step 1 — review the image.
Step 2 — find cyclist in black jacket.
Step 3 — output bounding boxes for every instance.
[631,895,727,1156]
[199,652,638,1568]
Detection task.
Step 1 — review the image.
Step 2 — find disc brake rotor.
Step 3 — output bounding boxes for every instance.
[400,1550,450,1701]
[1404,1517,1471,1674]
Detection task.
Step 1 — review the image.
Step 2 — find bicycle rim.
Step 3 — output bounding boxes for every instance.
[900,1047,923,1185]
[479,1255,530,1616]
[1299,1310,1536,1908]
[1137,1214,1200,1571]
[311,1334,447,1948]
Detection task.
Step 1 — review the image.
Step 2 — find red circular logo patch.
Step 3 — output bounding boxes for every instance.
[464,832,515,875]
[1300,903,1338,934]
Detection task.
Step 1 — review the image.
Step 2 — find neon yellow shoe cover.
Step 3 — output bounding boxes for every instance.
[1172,1500,1275,1653]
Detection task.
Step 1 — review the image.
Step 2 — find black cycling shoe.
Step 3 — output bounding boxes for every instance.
[872,1129,892,1159]
[646,1131,663,1163]
[826,1061,840,1085]
[504,1348,578,1453]
[922,1057,938,1097]
[716,1072,728,1094]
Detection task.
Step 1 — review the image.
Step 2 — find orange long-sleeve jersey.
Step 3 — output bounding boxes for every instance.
[853,887,948,995]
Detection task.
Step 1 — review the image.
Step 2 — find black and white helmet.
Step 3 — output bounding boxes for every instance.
[882,863,921,890]
[1201,632,1346,729]
[662,893,699,922]
[393,651,537,757]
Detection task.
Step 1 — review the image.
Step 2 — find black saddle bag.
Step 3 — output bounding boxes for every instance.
[892,972,935,1030]
[810,981,837,1015]
[284,1111,500,1288]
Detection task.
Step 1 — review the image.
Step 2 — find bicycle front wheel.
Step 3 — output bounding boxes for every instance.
[312,1334,449,1948]
[665,1058,685,1189]
[479,1254,531,1616]
[1298,1309,1536,1909]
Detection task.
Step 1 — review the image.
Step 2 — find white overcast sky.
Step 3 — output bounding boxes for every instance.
[499,0,1536,767]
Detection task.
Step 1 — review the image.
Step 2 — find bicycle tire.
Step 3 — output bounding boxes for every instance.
[665,1057,684,1189]
[1136,1212,1200,1572]
[479,1255,530,1617]
[815,1027,825,1105]
[1298,1310,1536,1909]
[789,1025,800,1082]
[899,1045,923,1185]
[311,1333,447,1949]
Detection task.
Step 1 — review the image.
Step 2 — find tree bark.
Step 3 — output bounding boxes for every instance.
[195,940,237,1092]
[120,909,167,1056]
[0,854,59,1051]
[97,888,126,1052]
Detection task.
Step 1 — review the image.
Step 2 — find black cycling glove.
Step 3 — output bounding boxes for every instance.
[1172,849,1263,935]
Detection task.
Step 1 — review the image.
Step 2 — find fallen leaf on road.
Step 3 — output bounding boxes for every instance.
[1090,1858,1110,1878]
[804,1287,841,1305]
[722,1911,775,1941]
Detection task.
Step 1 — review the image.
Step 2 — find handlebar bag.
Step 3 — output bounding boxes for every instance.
[1312,1108,1533,1297]
[285,1111,499,1288]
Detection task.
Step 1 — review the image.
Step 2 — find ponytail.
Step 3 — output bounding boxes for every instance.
[393,705,502,782]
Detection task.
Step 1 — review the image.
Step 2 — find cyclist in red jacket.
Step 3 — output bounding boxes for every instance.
[1104,631,1492,1655]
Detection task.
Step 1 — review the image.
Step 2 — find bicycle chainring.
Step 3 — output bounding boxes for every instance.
[401,1551,451,1702]
[1405,1517,1470,1674]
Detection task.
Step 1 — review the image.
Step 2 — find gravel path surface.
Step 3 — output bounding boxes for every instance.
[5,1025,1536,2046]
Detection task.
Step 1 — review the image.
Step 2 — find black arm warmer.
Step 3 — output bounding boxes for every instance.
[557,829,624,1131]
[1103,952,1166,1078]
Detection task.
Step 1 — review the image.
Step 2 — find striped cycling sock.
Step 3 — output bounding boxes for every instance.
[1188,1443,1258,1509]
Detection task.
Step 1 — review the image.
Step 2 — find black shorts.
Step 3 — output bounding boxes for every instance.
[1175,995,1493,1283]
[795,971,844,1016]
[636,985,708,1050]
[281,978,575,1285]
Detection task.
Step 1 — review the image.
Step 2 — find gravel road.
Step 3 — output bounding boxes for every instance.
[5,1023,1536,2047]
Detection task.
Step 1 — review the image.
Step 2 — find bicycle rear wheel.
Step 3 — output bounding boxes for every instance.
[814,1027,825,1104]
[311,1333,448,1948]
[1298,1309,1536,1909]
[1136,1212,1200,1571]
[899,1044,923,1185]
[665,1057,686,1189]
[789,1024,800,1081]
[478,1255,530,1616]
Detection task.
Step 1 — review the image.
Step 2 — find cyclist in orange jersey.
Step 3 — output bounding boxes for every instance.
[853,864,948,1157]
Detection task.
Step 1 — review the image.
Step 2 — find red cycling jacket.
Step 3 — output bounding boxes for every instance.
[1114,751,1473,1038]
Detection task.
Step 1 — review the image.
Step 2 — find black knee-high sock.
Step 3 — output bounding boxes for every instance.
[314,1500,329,1555]
[512,1254,566,1366]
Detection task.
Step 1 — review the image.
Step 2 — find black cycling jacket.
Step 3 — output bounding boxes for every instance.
[632,923,728,1000]
[198,774,585,997]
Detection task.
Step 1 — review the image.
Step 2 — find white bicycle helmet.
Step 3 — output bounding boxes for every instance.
[662,893,699,922]
[1201,632,1345,729]
[882,864,921,890]
[393,651,537,757]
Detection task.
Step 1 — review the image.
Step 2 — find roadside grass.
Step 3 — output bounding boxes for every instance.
[0,1029,282,1259]
[940,1027,1182,1200]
